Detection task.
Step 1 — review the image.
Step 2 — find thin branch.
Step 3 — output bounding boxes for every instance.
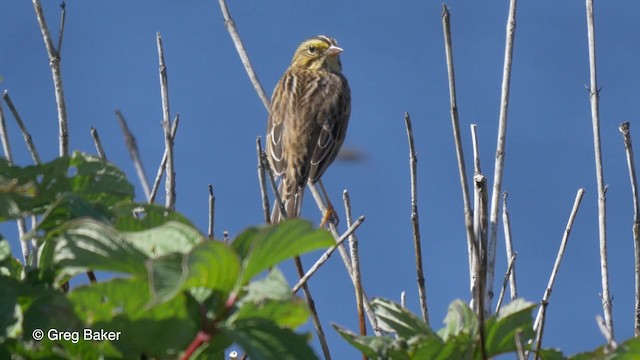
[533,189,585,339]
[293,256,332,360]
[56,2,66,56]
[495,253,517,314]
[441,4,478,291]
[115,109,152,201]
[256,137,271,223]
[487,0,518,315]
[264,169,331,359]
[156,33,175,210]
[3,91,41,164]
[404,112,429,325]
[309,182,381,335]
[596,315,618,350]
[471,124,489,316]
[90,127,107,160]
[265,153,287,223]
[32,0,68,157]
[208,184,215,240]
[619,122,640,337]
[217,0,270,110]
[502,192,518,300]
[292,215,365,293]
[586,0,614,339]
[343,190,367,341]
[150,114,180,203]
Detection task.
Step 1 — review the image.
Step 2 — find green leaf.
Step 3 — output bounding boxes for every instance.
[232,220,333,284]
[68,278,197,358]
[51,218,148,276]
[32,192,112,238]
[414,332,474,360]
[123,220,204,257]
[221,318,319,360]
[112,203,196,232]
[231,269,309,329]
[0,276,23,339]
[147,240,241,306]
[371,297,433,338]
[438,300,478,341]
[484,299,536,356]
[0,152,134,222]
[333,323,399,360]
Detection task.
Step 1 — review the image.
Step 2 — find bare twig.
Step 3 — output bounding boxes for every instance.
[596,315,618,350]
[217,0,270,110]
[343,190,366,340]
[471,124,489,316]
[619,122,640,337]
[208,185,215,240]
[56,2,66,56]
[115,109,152,201]
[495,253,517,314]
[32,0,68,157]
[441,5,478,290]
[502,192,518,301]
[150,115,180,203]
[309,182,381,335]
[293,256,332,360]
[586,0,614,339]
[256,137,271,223]
[90,127,107,160]
[533,189,585,343]
[292,216,365,293]
[156,33,175,210]
[404,112,429,324]
[262,167,331,359]
[3,91,41,164]
[487,0,518,314]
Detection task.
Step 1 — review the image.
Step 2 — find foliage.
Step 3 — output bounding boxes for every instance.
[334,298,640,360]
[0,152,334,359]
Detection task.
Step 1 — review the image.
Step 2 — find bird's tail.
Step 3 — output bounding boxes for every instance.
[271,182,304,223]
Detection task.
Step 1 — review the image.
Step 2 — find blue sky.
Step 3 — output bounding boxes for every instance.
[2,1,640,357]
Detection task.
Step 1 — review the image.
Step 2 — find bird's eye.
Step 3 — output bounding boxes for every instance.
[308,45,317,54]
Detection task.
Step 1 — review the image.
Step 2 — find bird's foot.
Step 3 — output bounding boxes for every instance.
[319,203,339,227]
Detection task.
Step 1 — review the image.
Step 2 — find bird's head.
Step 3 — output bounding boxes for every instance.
[290,35,343,72]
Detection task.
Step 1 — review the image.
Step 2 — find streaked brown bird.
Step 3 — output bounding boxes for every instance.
[266,35,351,223]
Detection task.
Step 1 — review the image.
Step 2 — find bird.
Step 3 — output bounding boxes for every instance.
[266,35,351,224]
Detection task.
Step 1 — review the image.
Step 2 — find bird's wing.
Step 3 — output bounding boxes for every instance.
[308,72,351,183]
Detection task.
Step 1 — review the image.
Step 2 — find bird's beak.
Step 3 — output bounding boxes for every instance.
[326,45,343,56]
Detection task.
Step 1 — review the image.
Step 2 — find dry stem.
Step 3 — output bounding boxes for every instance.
[208,184,215,240]
[115,109,152,201]
[404,112,429,324]
[487,0,518,314]
[150,115,180,204]
[533,189,585,345]
[586,0,614,339]
[90,127,107,161]
[441,5,478,291]
[32,0,68,157]
[619,122,640,337]
[3,91,41,164]
[502,192,518,300]
[156,33,175,210]
[343,190,366,340]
